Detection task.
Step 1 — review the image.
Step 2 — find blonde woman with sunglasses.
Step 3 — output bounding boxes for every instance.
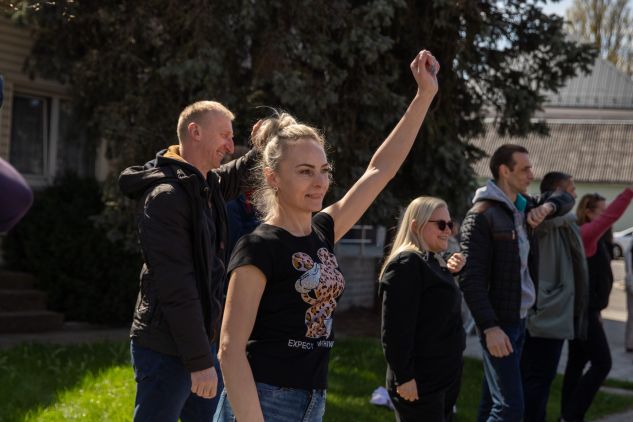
[379,196,466,422]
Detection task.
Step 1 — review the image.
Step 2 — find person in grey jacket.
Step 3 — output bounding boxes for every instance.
[521,172,588,422]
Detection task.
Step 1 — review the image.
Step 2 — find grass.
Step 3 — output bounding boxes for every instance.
[604,378,633,391]
[0,338,632,421]
[0,342,133,422]
[327,338,633,421]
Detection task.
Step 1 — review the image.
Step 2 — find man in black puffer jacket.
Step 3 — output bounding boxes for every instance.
[459,144,574,422]
[119,101,258,422]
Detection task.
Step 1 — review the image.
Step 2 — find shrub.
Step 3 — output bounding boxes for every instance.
[3,174,140,325]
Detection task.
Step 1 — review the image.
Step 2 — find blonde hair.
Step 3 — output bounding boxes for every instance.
[379,196,448,279]
[251,110,326,221]
[177,101,235,143]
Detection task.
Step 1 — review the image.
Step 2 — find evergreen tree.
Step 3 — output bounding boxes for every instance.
[5,0,595,229]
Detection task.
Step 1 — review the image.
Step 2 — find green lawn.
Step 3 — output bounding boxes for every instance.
[0,338,631,421]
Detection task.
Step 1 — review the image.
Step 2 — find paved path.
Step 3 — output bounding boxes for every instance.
[594,408,633,422]
[0,321,128,350]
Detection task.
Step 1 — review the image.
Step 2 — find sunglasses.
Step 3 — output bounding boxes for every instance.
[428,220,454,231]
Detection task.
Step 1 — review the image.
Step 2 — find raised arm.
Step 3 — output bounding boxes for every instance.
[581,188,633,256]
[527,190,574,228]
[323,50,439,242]
[218,266,267,422]
[215,148,260,201]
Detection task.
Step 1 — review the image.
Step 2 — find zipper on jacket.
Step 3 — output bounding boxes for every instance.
[202,186,211,208]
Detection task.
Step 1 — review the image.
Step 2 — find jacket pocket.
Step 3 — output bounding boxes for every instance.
[538,281,566,309]
[137,276,159,327]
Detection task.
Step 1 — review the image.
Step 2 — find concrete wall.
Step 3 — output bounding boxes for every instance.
[336,255,379,311]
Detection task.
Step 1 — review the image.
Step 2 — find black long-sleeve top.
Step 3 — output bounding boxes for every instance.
[379,250,465,394]
[587,235,614,311]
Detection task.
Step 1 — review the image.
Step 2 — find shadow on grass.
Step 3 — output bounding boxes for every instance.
[0,341,130,422]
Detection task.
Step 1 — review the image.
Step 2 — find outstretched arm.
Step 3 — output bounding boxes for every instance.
[323,50,439,242]
[581,188,633,256]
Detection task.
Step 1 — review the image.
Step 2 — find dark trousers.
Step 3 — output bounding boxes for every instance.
[478,319,526,422]
[131,341,221,422]
[561,311,612,421]
[521,333,564,422]
[388,363,462,422]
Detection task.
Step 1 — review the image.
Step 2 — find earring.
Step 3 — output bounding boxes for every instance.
[273,186,279,194]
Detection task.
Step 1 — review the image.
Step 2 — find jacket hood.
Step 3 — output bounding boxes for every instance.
[119,146,203,199]
[473,179,521,212]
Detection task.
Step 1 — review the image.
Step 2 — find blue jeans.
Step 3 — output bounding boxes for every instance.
[213,382,326,422]
[131,341,221,422]
[477,319,527,422]
[521,333,564,422]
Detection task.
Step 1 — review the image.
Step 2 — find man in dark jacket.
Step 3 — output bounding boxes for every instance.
[459,144,574,422]
[119,101,258,422]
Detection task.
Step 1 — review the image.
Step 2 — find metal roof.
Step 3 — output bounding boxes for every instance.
[545,58,633,109]
[470,122,633,184]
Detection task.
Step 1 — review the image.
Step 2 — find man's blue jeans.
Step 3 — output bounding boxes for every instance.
[131,340,221,422]
[477,319,527,422]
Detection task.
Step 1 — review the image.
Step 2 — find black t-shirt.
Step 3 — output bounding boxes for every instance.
[227,212,345,390]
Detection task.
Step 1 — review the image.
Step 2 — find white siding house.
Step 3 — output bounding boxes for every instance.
[0,16,99,188]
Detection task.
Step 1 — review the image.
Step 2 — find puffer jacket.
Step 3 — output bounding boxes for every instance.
[459,185,574,331]
[119,146,257,371]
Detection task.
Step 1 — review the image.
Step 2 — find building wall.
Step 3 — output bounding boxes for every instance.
[0,17,101,188]
[336,255,380,311]
[0,17,69,159]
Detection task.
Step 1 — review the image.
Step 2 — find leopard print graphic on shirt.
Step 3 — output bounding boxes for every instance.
[291,248,345,339]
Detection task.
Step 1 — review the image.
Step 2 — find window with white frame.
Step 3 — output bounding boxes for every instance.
[56,99,93,177]
[9,93,93,184]
[9,94,48,176]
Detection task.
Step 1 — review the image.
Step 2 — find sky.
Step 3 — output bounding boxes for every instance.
[541,0,573,17]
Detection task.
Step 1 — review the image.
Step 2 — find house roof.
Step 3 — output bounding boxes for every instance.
[545,58,633,109]
[470,121,633,184]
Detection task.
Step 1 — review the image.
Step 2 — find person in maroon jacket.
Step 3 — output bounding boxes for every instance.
[561,188,633,422]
